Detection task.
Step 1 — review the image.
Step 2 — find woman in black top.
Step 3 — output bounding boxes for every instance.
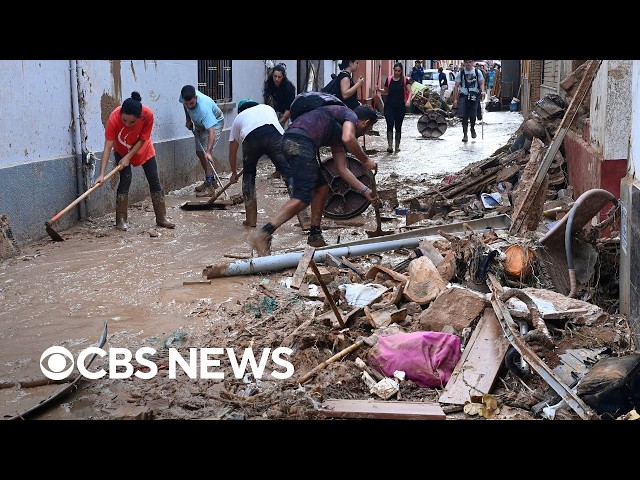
[336,60,364,110]
[263,63,296,127]
[377,62,411,153]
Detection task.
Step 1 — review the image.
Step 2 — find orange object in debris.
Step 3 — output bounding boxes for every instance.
[504,245,536,279]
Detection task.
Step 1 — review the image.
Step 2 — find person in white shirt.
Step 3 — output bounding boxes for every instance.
[228,99,293,227]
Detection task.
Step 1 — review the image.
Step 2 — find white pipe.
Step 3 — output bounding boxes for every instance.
[203,236,443,278]
[70,60,85,219]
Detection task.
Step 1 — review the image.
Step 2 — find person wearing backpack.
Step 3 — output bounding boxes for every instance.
[323,60,364,110]
[452,59,486,142]
[248,103,379,255]
[377,62,411,153]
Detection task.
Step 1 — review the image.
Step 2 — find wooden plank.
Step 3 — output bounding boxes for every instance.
[438,308,510,405]
[182,280,211,285]
[317,399,445,420]
[509,60,602,235]
[289,245,315,290]
[309,259,344,328]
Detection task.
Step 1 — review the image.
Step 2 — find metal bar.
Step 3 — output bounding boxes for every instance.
[485,274,598,420]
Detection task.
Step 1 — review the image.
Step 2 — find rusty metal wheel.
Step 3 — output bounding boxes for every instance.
[417,109,448,138]
[320,153,373,220]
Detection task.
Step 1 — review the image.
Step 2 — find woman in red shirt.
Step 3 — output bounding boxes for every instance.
[93,91,174,230]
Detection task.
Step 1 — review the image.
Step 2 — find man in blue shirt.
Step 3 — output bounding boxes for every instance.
[411,60,425,84]
[179,85,225,197]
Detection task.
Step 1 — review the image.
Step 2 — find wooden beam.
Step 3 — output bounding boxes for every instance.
[317,399,446,420]
[289,245,315,290]
[509,60,602,235]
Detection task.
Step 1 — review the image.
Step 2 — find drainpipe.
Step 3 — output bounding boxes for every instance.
[203,237,435,279]
[70,60,86,219]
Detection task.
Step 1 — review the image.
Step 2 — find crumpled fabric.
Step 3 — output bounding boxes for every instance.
[368,331,461,388]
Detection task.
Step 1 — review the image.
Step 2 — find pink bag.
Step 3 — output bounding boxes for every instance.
[368,331,461,388]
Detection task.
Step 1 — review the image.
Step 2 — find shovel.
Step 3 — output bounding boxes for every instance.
[180,169,244,210]
[365,174,394,238]
[45,164,124,241]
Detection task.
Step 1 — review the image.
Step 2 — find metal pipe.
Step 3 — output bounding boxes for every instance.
[203,237,440,278]
[69,60,86,220]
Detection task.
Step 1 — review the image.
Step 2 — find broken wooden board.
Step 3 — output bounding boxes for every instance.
[317,399,445,420]
[290,245,315,290]
[438,308,510,405]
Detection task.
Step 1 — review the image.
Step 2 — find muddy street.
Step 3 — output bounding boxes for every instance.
[0,109,526,419]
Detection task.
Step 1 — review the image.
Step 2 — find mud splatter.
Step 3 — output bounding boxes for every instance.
[100,93,120,128]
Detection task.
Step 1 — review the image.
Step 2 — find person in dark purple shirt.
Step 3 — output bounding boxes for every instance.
[249,104,379,255]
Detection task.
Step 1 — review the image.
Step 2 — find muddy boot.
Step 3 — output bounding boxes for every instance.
[307,226,327,247]
[307,232,327,247]
[387,132,393,153]
[470,124,477,139]
[243,198,258,227]
[462,127,468,143]
[150,191,175,229]
[196,182,216,197]
[395,134,401,152]
[249,228,272,256]
[194,180,208,193]
[115,193,128,231]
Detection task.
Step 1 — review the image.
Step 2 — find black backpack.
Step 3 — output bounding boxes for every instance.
[289,91,346,121]
[321,73,342,96]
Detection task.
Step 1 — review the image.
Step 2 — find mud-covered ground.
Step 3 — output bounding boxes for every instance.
[1,109,632,421]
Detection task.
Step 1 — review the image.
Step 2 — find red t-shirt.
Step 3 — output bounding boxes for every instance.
[105,105,156,166]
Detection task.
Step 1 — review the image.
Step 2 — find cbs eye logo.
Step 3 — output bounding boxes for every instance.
[40,346,75,380]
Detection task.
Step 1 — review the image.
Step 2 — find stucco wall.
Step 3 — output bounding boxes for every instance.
[0,61,74,167]
[0,59,289,246]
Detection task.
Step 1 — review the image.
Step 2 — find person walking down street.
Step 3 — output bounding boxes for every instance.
[438,66,449,99]
[487,64,497,99]
[411,60,425,84]
[335,60,364,110]
[248,104,379,255]
[452,59,485,142]
[93,91,175,231]
[263,63,296,128]
[377,62,411,153]
[179,84,225,197]
[228,99,294,228]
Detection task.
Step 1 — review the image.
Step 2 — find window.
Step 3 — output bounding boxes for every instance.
[197,60,232,103]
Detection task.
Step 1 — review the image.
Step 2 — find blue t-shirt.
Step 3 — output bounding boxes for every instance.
[487,69,496,88]
[455,68,485,95]
[179,91,224,129]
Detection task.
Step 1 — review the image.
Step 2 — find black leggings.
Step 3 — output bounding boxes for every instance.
[114,153,162,194]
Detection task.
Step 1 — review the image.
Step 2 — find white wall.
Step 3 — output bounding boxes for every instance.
[78,60,196,155]
[0,60,74,167]
[590,60,633,160]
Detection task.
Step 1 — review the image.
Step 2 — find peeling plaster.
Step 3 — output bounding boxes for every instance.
[100,93,120,128]
[110,60,122,103]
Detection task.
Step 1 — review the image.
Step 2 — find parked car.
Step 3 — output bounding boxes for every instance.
[422,69,455,100]
[422,69,455,89]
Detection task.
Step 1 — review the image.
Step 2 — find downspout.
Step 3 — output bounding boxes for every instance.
[70,60,86,220]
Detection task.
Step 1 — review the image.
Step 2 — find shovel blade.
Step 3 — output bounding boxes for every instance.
[45,222,65,242]
[180,201,227,210]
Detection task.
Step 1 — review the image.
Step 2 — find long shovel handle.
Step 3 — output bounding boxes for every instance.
[205,168,243,204]
[191,127,228,198]
[46,164,123,226]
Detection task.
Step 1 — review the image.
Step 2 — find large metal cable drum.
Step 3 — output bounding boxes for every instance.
[417,109,448,138]
[320,153,373,220]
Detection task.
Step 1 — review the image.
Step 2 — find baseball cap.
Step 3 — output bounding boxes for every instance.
[238,99,259,113]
